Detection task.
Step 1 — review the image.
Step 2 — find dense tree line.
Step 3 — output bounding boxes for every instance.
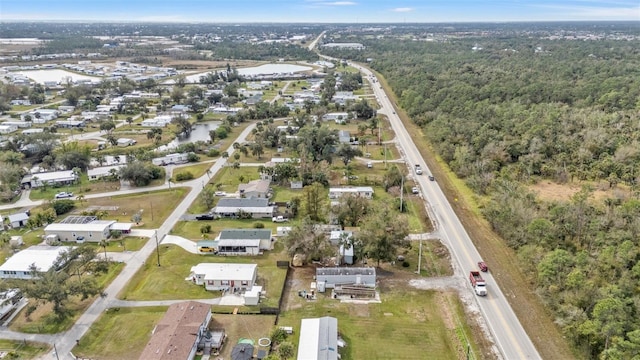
[332,34,640,358]
[194,40,317,61]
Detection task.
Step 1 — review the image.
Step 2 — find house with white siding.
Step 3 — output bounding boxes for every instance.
[0,246,72,280]
[328,187,374,200]
[21,170,77,188]
[187,263,257,291]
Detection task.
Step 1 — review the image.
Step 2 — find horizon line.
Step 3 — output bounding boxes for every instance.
[1,19,638,24]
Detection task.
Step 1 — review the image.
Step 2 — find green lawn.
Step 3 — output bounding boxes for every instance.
[73,306,167,360]
[29,173,120,201]
[271,186,303,203]
[172,218,282,241]
[0,340,50,359]
[206,166,262,192]
[278,289,474,360]
[81,188,188,229]
[0,229,44,266]
[119,243,288,307]
[173,162,215,181]
[60,236,148,253]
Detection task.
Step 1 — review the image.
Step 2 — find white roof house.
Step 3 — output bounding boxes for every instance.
[188,263,258,291]
[87,165,123,181]
[0,124,18,134]
[297,317,339,360]
[151,152,189,166]
[141,115,172,127]
[23,170,77,188]
[0,245,73,279]
[328,187,374,200]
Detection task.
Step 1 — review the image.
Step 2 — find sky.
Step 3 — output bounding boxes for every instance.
[1,0,639,23]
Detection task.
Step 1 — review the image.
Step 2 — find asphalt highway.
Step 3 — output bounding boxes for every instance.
[349,61,542,360]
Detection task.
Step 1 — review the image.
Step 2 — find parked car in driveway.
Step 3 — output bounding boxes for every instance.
[196,214,215,221]
[54,192,73,199]
[214,191,226,196]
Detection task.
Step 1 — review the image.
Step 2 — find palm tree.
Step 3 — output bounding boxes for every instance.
[99,239,109,260]
[76,194,85,205]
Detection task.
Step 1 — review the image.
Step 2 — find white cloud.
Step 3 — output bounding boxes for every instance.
[392,7,414,12]
[305,0,357,6]
[322,1,357,5]
[532,3,640,20]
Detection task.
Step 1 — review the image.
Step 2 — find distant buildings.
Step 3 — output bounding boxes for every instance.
[321,42,365,50]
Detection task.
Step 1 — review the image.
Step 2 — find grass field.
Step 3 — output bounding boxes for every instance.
[72,306,166,360]
[0,340,50,359]
[173,162,215,181]
[279,283,473,360]
[0,229,44,266]
[172,218,283,241]
[119,243,288,307]
[211,314,277,359]
[80,188,188,229]
[29,174,120,201]
[60,236,147,253]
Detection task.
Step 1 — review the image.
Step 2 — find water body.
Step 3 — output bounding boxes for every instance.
[185,63,312,83]
[156,120,221,152]
[237,63,312,76]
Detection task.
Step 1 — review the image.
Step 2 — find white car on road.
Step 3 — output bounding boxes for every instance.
[54,192,74,199]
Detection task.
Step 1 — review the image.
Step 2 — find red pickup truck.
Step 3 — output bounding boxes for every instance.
[478,261,488,272]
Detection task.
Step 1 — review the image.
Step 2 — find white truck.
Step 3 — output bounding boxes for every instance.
[470,271,488,296]
[272,216,289,223]
[414,164,423,175]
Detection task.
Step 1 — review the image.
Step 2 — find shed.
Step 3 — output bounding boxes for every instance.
[244,285,262,306]
[277,226,292,237]
[339,243,355,265]
[8,213,29,228]
[9,236,23,247]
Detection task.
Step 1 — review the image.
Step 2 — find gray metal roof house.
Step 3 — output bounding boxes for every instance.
[217,229,273,251]
[212,198,275,219]
[315,267,376,289]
